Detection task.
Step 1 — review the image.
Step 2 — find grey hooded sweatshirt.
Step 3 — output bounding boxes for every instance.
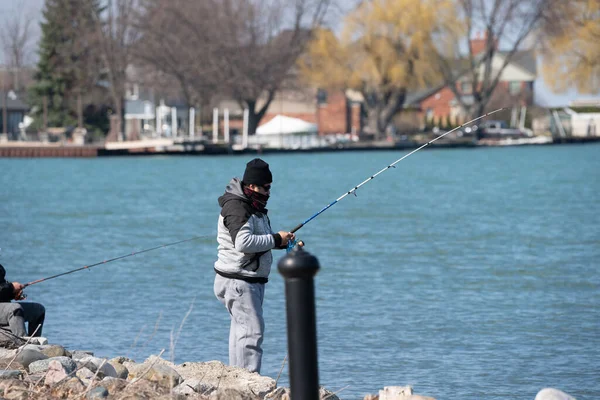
[214,178,283,283]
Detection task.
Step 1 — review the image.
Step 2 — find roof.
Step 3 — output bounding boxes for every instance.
[0,92,30,111]
[405,85,446,106]
[405,49,537,107]
[256,115,317,135]
[499,49,537,75]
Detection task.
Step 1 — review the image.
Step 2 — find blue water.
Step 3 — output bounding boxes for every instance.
[1,144,598,399]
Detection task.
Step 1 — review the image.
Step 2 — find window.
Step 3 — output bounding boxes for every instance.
[316,88,328,105]
[460,81,472,95]
[509,81,521,95]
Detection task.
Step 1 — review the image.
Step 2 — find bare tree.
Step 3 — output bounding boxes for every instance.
[136,0,332,135]
[133,0,220,109]
[94,0,140,141]
[1,7,35,91]
[538,0,600,93]
[436,0,557,128]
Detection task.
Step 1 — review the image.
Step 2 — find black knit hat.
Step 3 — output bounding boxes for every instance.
[0,264,5,281]
[243,158,272,186]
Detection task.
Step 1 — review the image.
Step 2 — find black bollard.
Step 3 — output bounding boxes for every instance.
[278,246,320,400]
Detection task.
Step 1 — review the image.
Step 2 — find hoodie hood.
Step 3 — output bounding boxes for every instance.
[218,178,250,208]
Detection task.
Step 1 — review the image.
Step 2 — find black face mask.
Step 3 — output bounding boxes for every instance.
[243,186,270,212]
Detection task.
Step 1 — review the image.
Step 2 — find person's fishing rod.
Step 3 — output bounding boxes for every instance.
[289,108,506,235]
[23,235,208,288]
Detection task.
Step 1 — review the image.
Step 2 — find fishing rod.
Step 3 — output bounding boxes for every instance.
[289,108,505,235]
[23,235,208,288]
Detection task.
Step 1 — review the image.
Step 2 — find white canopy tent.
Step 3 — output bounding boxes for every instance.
[256,115,318,135]
[255,115,319,149]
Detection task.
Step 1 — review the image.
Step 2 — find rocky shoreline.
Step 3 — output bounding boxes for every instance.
[0,335,578,399]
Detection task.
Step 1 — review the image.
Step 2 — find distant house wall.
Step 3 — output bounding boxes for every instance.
[419,87,455,118]
[317,91,349,134]
[570,112,600,137]
[259,89,361,135]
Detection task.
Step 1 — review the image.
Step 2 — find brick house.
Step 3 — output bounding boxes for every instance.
[409,33,537,124]
[257,88,363,135]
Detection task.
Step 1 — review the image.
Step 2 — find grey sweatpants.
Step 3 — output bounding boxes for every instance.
[214,274,265,373]
[0,301,46,337]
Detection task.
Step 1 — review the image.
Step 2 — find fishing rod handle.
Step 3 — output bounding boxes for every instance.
[23,278,44,288]
[290,223,304,234]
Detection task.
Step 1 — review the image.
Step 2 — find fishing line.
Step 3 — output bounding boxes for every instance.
[23,235,210,288]
[286,108,505,251]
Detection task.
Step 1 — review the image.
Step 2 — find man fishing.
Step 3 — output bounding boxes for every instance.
[214,158,295,373]
[0,264,45,338]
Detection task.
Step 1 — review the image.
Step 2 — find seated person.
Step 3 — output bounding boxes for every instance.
[0,264,45,337]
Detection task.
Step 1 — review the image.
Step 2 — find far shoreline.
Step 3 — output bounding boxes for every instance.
[0,135,598,158]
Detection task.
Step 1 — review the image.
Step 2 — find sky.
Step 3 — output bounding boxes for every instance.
[1,0,598,107]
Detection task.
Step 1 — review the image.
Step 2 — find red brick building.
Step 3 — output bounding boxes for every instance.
[259,88,363,135]
[409,33,537,122]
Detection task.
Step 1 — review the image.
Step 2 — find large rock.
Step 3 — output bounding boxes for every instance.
[44,360,70,385]
[22,372,46,385]
[124,356,182,388]
[15,348,48,368]
[173,360,275,398]
[119,377,175,399]
[79,356,119,379]
[28,356,77,374]
[108,360,129,379]
[76,367,97,386]
[0,370,23,380]
[179,378,216,395]
[136,363,182,388]
[100,376,128,394]
[535,388,577,400]
[210,388,259,400]
[320,386,342,400]
[39,344,67,358]
[71,350,94,360]
[123,360,145,379]
[173,383,197,396]
[50,377,86,398]
[18,344,45,353]
[110,356,134,364]
[87,386,110,399]
[265,387,289,400]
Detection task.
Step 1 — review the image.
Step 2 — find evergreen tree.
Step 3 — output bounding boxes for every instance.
[29,0,104,131]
